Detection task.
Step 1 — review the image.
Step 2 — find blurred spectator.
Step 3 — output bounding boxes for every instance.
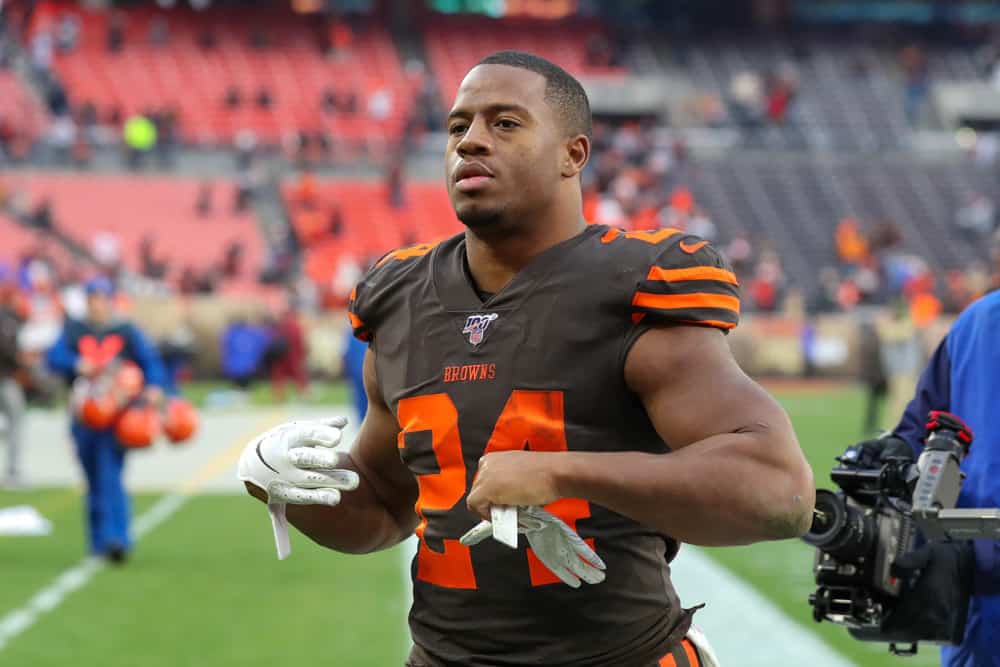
[321,88,337,115]
[220,241,245,280]
[153,109,178,167]
[30,26,53,74]
[197,27,217,51]
[221,317,268,390]
[584,33,614,68]
[266,306,309,402]
[725,231,754,278]
[195,181,214,218]
[249,26,270,50]
[899,44,929,126]
[857,317,888,435]
[122,113,157,170]
[765,63,798,125]
[325,18,354,59]
[224,87,242,110]
[139,235,168,280]
[367,84,393,123]
[386,160,405,209]
[748,251,785,312]
[148,15,169,47]
[956,193,996,240]
[688,207,717,241]
[55,12,80,54]
[0,275,25,487]
[28,198,54,231]
[728,71,764,131]
[835,216,868,265]
[255,87,273,110]
[234,129,258,171]
[91,231,121,273]
[106,12,126,54]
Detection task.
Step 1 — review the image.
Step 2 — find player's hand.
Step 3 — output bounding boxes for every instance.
[466,450,561,519]
[237,416,360,506]
[460,506,606,588]
[238,416,360,560]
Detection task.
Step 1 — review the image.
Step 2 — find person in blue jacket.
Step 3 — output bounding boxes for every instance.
[341,326,367,422]
[861,290,1000,666]
[46,277,168,564]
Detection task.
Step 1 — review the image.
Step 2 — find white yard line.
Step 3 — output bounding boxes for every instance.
[0,413,285,655]
[671,546,857,667]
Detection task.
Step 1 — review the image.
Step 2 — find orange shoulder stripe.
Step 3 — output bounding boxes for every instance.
[646,266,738,285]
[601,228,683,245]
[348,312,365,330]
[374,240,441,267]
[632,291,740,315]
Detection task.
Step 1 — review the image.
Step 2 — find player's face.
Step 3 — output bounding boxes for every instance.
[445,65,563,231]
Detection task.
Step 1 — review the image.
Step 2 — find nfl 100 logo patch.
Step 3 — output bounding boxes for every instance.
[462,313,498,346]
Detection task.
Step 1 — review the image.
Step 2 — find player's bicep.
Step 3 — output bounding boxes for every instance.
[624,325,792,450]
[349,348,419,533]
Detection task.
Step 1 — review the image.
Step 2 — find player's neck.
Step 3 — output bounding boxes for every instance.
[465,209,585,294]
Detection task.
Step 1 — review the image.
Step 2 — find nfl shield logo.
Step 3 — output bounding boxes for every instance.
[462,313,498,346]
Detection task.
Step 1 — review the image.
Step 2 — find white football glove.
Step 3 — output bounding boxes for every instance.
[237,416,359,560]
[459,505,606,588]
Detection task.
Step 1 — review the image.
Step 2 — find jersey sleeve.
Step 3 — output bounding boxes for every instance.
[629,234,740,331]
[347,284,373,342]
[347,241,440,343]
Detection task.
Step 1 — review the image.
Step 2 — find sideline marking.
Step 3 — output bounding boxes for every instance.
[0,412,285,653]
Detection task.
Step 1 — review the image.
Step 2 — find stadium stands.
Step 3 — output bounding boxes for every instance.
[32,2,409,144]
[687,155,992,291]
[424,15,627,102]
[283,178,460,286]
[18,173,264,294]
[0,70,49,152]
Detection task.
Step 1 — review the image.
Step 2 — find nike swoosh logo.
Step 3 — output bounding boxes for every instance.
[679,240,708,254]
[257,442,280,474]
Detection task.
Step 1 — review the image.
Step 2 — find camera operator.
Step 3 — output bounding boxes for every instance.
[857,291,1000,666]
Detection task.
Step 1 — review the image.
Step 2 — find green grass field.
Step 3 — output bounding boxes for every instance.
[0,386,944,666]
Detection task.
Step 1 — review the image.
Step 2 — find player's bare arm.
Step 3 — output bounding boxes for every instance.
[243,349,418,554]
[467,325,814,546]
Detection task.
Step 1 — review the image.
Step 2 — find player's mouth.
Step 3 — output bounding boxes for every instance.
[454,162,495,193]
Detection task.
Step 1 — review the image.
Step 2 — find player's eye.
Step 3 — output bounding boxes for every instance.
[449,123,468,136]
[495,119,519,130]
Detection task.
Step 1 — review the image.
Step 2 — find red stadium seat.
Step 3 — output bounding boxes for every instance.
[33,2,409,145]
[18,173,267,296]
[424,16,627,105]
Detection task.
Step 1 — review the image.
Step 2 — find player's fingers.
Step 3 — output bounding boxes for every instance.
[564,529,606,570]
[268,482,341,507]
[287,424,343,449]
[544,560,581,589]
[565,550,606,585]
[459,520,492,546]
[318,416,349,429]
[288,447,344,470]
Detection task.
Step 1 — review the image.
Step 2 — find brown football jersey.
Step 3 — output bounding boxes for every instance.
[349,223,740,667]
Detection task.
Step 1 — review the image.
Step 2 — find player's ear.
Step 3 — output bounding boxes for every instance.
[561,134,590,178]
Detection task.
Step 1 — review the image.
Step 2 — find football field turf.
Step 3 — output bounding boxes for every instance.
[0,387,942,666]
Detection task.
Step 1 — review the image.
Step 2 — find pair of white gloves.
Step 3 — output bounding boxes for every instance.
[237,417,605,588]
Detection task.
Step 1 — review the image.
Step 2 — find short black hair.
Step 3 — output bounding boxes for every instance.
[476,50,592,140]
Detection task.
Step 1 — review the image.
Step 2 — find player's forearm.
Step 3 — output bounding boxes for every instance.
[247,455,414,555]
[553,432,814,546]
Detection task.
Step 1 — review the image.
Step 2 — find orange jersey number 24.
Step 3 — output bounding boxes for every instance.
[396,390,594,589]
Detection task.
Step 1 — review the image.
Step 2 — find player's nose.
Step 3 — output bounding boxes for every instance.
[456,116,492,157]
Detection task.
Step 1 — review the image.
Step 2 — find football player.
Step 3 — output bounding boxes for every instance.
[240,51,814,666]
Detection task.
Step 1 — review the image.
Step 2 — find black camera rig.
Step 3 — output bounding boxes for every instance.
[803,413,1000,656]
